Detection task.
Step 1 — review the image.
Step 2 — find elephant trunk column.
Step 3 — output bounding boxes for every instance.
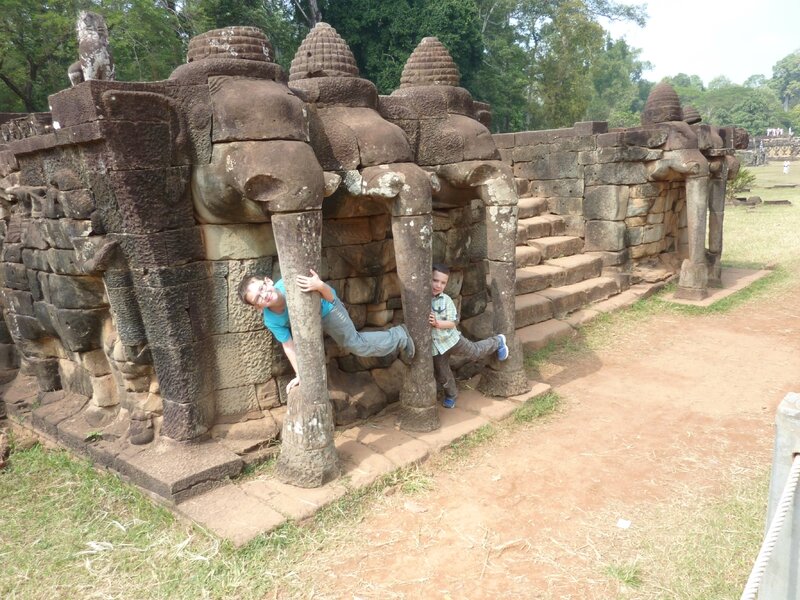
[707,159,729,287]
[272,210,339,487]
[437,162,529,397]
[393,213,437,431]
[342,165,438,431]
[389,165,438,432]
[478,175,531,397]
[676,175,710,300]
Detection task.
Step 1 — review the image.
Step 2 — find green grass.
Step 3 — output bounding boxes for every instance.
[236,453,277,480]
[605,561,644,589]
[0,445,448,599]
[599,465,768,599]
[738,160,800,202]
[514,391,560,423]
[523,265,791,382]
[447,423,498,459]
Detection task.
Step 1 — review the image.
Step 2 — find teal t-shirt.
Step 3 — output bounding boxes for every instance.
[261,278,337,343]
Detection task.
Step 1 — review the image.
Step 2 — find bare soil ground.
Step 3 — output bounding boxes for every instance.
[277,280,800,599]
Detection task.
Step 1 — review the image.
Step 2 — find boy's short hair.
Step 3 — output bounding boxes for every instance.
[432,263,450,275]
[237,275,260,305]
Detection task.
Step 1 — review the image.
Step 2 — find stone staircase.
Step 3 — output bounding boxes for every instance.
[513,195,622,351]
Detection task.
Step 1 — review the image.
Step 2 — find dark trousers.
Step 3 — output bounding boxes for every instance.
[433,335,499,399]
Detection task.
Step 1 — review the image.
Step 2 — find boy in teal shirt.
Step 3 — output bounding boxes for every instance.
[240,269,414,392]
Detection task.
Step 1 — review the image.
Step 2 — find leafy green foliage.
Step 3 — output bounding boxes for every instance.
[771,50,800,110]
[102,0,186,83]
[725,167,757,200]
[529,0,606,128]
[472,0,649,131]
[319,0,483,94]
[585,36,651,125]
[0,0,82,111]
[666,74,787,137]
[0,0,308,112]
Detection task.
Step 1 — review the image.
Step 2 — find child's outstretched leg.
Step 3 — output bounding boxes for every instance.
[433,350,458,408]
[496,334,509,361]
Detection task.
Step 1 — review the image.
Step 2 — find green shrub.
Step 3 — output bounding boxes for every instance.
[726,167,757,200]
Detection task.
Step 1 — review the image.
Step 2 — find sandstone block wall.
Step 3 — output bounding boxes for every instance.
[495,121,690,275]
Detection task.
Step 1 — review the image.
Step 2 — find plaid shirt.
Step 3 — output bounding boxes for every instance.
[431,292,461,356]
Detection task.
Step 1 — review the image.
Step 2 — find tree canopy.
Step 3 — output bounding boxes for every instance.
[771,50,800,112]
[7,0,798,139]
[663,50,800,138]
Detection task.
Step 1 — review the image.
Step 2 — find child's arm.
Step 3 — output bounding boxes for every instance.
[430,293,459,330]
[281,339,301,392]
[296,268,335,302]
[429,311,457,329]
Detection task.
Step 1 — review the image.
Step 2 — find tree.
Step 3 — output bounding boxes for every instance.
[787,104,800,132]
[771,50,800,111]
[472,0,647,131]
[743,74,767,88]
[470,0,529,131]
[291,0,322,27]
[722,87,785,135]
[726,167,756,200]
[708,75,733,90]
[318,0,483,95]
[0,0,312,112]
[103,0,186,82]
[584,36,650,126]
[530,0,606,128]
[0,0,81,112]
[670,77,786,137]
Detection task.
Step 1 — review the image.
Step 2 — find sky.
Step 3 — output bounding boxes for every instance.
[601,0,800,86]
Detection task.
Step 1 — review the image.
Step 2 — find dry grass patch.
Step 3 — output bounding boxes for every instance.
[521,457,769,600]
[594,462,768,599]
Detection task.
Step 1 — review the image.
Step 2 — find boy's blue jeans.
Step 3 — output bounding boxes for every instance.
[321,298,407,357]
[433,335,500,399]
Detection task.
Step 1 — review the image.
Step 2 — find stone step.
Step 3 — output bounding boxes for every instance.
[517,196,548,219]
[543,254,603,286]
[515,245,542,268]
[517,215,567,242]
[536,276,620,317]
[517,217,550,241]
[515,264,566,295]
[527,235,583,260]
[581,276,621,304]
[516,318,575,352]
[515,292,554,328]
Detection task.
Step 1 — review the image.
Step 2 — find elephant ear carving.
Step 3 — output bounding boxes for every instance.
[100,90,189,163]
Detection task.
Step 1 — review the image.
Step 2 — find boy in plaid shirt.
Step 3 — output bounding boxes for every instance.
[429,264,509,408]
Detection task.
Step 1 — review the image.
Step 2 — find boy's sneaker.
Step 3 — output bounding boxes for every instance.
[496,334,509,361]
[399,325,415,365]
[442,396,456,409]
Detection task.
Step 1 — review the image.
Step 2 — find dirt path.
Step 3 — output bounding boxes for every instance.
[279,282,800,599]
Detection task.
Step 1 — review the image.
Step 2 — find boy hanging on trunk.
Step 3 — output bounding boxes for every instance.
[240,270,415,393]
[429,264,509,408]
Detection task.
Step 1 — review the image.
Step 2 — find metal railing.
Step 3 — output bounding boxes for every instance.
[742,392,800,600]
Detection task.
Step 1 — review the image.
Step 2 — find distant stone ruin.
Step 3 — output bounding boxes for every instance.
[0,16,743,500]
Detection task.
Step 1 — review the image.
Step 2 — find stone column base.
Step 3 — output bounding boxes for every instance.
[398,404,439,432]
